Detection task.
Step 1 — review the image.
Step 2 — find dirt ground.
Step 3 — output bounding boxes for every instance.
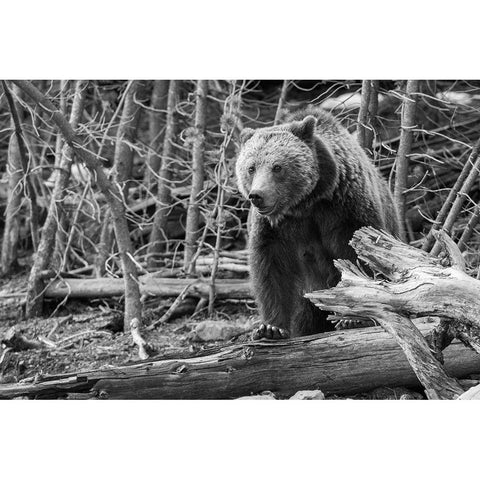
[0,269,425,400]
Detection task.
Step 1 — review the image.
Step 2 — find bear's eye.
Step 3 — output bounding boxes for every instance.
[248,165,255,175]
[272,164,282,173]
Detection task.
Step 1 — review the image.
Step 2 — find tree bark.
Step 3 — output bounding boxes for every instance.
[147,80,179,267]
[357,80,372,151]
[394,80,419,242]
[0,317,478,399]
[13,80,142,330]
[1,124,23,275]
[184,80,208,272]
[144,80,169,187]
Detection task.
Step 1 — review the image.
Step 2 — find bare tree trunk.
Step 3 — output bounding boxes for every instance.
[184,80,208,273]
[1,125,23,274]
[147,80,179,267]
[208,81,244,315]
[357,80,371,150]
[0,81,39,275]
[394,80,419,242]
[274,80,289,125]
[422,137,480,252]
[364,80,379,155]
[457,203,480,252]
[95,81,143,276]
[13,81,142,331]
[429,137,480,256]
[53,80,70,268]
[144,80,169,187]
[23,80,87,318]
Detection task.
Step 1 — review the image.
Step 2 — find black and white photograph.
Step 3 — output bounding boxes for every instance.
[1,78,480,401]
[3,1,480,477]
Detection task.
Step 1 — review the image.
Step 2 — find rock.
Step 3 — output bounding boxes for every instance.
[236,391,276,400]
[457,384,480,400]
[192,320,252,342]
[289,390,325,400]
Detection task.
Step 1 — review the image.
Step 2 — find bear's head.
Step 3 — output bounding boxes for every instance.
[235,115,337,224]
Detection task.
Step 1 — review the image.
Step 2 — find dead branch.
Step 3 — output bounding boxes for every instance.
[43,276,251,300]
[307,226,480,399]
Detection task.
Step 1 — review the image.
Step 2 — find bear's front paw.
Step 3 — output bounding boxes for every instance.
[252,323,290,340]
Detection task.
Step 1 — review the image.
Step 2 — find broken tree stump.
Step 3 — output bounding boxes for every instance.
[0,317,479,399]
[306,227,480,399]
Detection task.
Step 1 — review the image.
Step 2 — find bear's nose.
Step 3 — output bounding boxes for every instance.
[248,191,264,208]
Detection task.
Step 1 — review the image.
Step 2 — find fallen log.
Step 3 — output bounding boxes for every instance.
[306,227,480,399]
[43,276,251,300]
[0,317,479,399]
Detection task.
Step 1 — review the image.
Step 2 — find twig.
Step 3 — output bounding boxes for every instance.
[147,283,195,330]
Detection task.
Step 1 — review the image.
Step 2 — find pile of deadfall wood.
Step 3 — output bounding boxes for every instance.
[0,228,480,399]
[1,226,480,400]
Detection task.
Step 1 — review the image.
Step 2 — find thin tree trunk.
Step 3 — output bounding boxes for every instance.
[144,80,169,187]
[357,80,371,150]
[23,81,87,318]
[1,82,39,256]
[394,80,419,242]
[457,203,480,252]
[13,81,142,331]
[1,125,23,274]
[95,81,143,276]
[53,80,70,268]
[430,137,480,256]
[184,80,208,273]
[147,80,179,267]
[274,80,289,126]
[208,81,244,315]
[364,80,379,155]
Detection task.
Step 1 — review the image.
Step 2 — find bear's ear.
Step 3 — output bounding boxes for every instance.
[240,128,255,145]
[290,115,316,142]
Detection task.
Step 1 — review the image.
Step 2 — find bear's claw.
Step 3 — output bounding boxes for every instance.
[252,323,290,340]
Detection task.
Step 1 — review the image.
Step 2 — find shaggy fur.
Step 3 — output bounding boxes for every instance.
[235,107,400,338]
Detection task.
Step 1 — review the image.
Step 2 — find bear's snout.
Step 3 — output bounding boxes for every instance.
[248,191,264,209]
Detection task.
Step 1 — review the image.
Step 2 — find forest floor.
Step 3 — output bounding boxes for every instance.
[0,269,425,400]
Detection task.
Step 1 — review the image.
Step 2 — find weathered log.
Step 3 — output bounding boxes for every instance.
[0,318,479,399]
[44,276,251,300]
[306,227,480,399]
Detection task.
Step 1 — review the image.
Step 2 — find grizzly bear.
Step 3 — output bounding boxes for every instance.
[235,107,400,339]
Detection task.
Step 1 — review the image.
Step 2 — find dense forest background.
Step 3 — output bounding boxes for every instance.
[1,80,480,391]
